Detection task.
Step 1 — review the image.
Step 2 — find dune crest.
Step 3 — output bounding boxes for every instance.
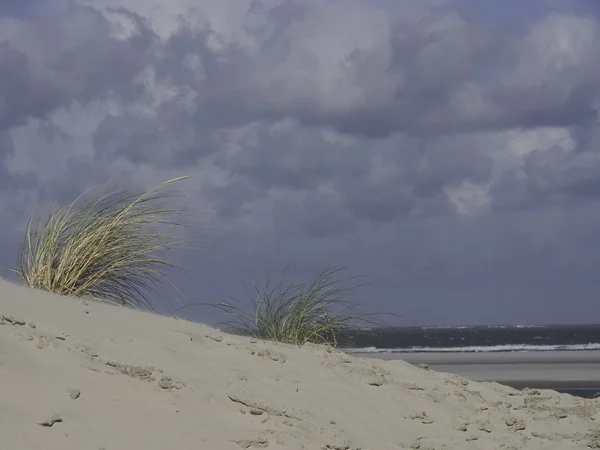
[1,278,598,450]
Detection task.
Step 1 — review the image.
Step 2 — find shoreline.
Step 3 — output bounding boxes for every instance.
[355,349,600,392]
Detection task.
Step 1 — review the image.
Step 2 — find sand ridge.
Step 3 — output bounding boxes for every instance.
[1,277,599,449]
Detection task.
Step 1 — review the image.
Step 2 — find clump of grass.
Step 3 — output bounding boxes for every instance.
[210,266,382,347]
[14,176,190,309]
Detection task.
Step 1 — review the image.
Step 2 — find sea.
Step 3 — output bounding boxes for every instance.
[338,324,600,399]
[338,323,600,353]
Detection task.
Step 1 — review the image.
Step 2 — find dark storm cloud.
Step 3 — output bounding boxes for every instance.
[205,123,372,227]
[203,121,493,231]
[0,41,63,129]
[0,130,37,190]
[0,130,14,160]
[3,0,600,325]
[38,6,156,102]
[492,139,600,212]
[0,5,156,131]
[142,2,599,142]
[0,3,159,228]
[0,0,44,17]
[411,144,493,198]
[92,108,217,167]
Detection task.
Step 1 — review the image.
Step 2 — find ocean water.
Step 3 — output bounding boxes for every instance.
[338,323,600,353]
[339,324,600,398]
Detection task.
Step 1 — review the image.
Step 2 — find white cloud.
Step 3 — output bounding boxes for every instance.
[445,181,491,216]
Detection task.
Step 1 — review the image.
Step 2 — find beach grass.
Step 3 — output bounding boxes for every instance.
[14,176,190,309]
[206,266,381,347]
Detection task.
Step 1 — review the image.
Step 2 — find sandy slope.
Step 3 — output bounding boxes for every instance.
[1,278,599,449]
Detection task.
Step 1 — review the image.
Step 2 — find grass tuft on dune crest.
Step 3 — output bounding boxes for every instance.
[208,266,383,347]
[14,176,190,309]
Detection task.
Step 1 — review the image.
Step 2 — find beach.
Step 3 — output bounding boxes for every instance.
[358,350,600,394]
[3,277,600,449]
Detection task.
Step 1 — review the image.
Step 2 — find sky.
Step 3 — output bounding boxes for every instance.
[1,0,600,326]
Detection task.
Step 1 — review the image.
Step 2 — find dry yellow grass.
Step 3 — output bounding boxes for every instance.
[177,266,384,347]
[15,177,190,309]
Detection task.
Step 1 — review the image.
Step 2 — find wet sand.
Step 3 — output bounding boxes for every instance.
[358,350,600,390]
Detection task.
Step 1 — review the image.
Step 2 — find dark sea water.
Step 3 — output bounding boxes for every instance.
[338,323,600,353]
[338,324,600,398]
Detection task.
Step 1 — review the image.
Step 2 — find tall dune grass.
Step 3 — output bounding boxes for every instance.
[191,266,384,347]
[14,176,190,309]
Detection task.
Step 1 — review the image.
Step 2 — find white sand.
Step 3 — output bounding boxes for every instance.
[1,278,599,450]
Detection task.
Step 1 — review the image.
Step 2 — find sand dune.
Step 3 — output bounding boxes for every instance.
[1,278,599,449]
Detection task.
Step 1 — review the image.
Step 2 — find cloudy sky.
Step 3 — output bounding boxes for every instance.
[1,0,600,326]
